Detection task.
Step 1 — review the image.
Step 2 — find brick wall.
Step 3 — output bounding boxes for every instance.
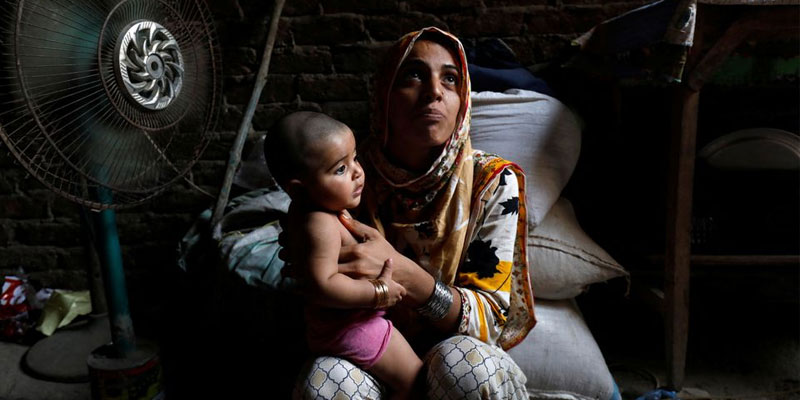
[0,0,651,293]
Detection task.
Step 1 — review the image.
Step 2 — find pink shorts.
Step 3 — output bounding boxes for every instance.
[306,309,393,369]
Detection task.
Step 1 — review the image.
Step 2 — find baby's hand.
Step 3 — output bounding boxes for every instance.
[376,258,406,308]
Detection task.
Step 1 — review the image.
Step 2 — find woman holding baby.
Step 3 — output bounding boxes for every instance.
[286,27,536,399]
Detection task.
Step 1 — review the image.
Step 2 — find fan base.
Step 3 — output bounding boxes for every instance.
[88,338,163,399]
[22,314,111,382]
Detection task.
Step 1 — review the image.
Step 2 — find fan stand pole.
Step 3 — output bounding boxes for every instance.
[211,0,285,230]
[86,188,163,398]
[92,193,136,356]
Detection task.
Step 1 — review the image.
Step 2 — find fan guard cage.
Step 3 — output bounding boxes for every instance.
[0,0,222,209]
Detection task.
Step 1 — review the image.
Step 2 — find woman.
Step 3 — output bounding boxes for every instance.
[292,27,536,399]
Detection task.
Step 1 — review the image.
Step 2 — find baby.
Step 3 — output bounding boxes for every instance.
[265,111,422,399]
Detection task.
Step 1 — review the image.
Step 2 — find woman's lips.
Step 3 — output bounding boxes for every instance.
[416,109,445,122]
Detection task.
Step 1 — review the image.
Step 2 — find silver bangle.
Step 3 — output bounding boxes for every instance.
[416,280,453,321]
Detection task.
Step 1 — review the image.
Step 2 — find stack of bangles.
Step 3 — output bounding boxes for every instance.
[369,279,390,309]
[416,280,453,321]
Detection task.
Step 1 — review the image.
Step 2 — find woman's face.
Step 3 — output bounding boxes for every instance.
[386,39,462,171]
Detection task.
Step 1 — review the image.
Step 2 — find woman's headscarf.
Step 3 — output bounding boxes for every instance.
[360,27,535,350]
[362,26,473,283]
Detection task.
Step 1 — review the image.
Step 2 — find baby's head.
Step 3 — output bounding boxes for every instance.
[265,111,364,212]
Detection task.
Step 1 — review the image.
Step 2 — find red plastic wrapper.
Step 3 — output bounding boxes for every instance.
[0,276,35,340]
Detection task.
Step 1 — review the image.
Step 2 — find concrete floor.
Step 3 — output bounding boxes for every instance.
[2,319,797,399]
[1,270,798,400]
[580,268,800,400]
[0,341,89,399]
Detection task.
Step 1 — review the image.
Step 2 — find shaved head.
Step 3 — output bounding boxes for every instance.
[265,111,351,187]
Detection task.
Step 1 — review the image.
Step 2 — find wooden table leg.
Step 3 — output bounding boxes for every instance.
[664,86,699,390]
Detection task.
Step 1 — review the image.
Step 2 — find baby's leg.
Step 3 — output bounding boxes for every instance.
[367,326,423,400]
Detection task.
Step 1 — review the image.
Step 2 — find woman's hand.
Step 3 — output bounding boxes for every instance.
[376,258,406,308]
[337,210,401,280]
[338,210,438,308]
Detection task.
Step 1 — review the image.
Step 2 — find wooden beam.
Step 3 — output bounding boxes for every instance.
[664,85,699,390]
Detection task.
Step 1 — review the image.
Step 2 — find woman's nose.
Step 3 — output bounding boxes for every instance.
[423,79,443,102]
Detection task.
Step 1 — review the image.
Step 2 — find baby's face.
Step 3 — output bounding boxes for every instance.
[303,127,365,212]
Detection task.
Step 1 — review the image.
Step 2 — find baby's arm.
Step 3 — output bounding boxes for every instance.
[301,211,403,308]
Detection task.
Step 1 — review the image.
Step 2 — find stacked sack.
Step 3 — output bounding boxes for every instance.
[471,89,628,400]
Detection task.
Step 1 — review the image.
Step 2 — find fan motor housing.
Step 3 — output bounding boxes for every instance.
[115,20,184,111]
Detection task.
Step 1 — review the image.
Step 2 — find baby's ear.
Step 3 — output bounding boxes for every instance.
[285,178,305,199]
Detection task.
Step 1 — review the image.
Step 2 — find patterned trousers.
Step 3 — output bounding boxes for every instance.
[293,335,528,400]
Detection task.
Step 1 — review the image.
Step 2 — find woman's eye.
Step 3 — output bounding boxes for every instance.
[334,165,346,175]
[401,69,421,81]
[444,74,459,85]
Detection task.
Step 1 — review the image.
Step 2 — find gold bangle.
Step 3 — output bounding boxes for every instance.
[377,279,388,308]
[368,279,381,308]
[369,279,389,309]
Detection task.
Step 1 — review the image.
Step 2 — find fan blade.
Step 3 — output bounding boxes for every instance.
[142,79,157,93]
[159,39,179,52]
[123,57,143,71]
[165,61,183,77]
[140,86,160,106]
[166,78,175,97]
[127,48,145,69]
[125,80,148,90]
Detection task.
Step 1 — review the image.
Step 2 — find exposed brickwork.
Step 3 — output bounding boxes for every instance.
[448,9,528,37]
[292,15,369,45]
[13,220,81,247]
[365,13,447,41]
[0,0,652,292]
[321,0,401,15]
[331,44,387,74]
[272,46,334,74]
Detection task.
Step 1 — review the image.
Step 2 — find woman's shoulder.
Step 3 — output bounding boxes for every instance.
[472,149,497,165]
[471,149,521,178]
[470,149,523,204]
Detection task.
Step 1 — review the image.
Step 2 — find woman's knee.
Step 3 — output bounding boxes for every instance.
[424,335,528,400]
[293,356,386,400]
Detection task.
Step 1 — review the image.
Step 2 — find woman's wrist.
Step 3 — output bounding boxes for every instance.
[416,279,453,320]
[377,247,462,331]
[393,256,436,306]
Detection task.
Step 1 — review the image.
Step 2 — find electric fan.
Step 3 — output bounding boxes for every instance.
[0,0,222,390]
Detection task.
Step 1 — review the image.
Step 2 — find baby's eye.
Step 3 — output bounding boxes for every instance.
[334,165,346,175]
